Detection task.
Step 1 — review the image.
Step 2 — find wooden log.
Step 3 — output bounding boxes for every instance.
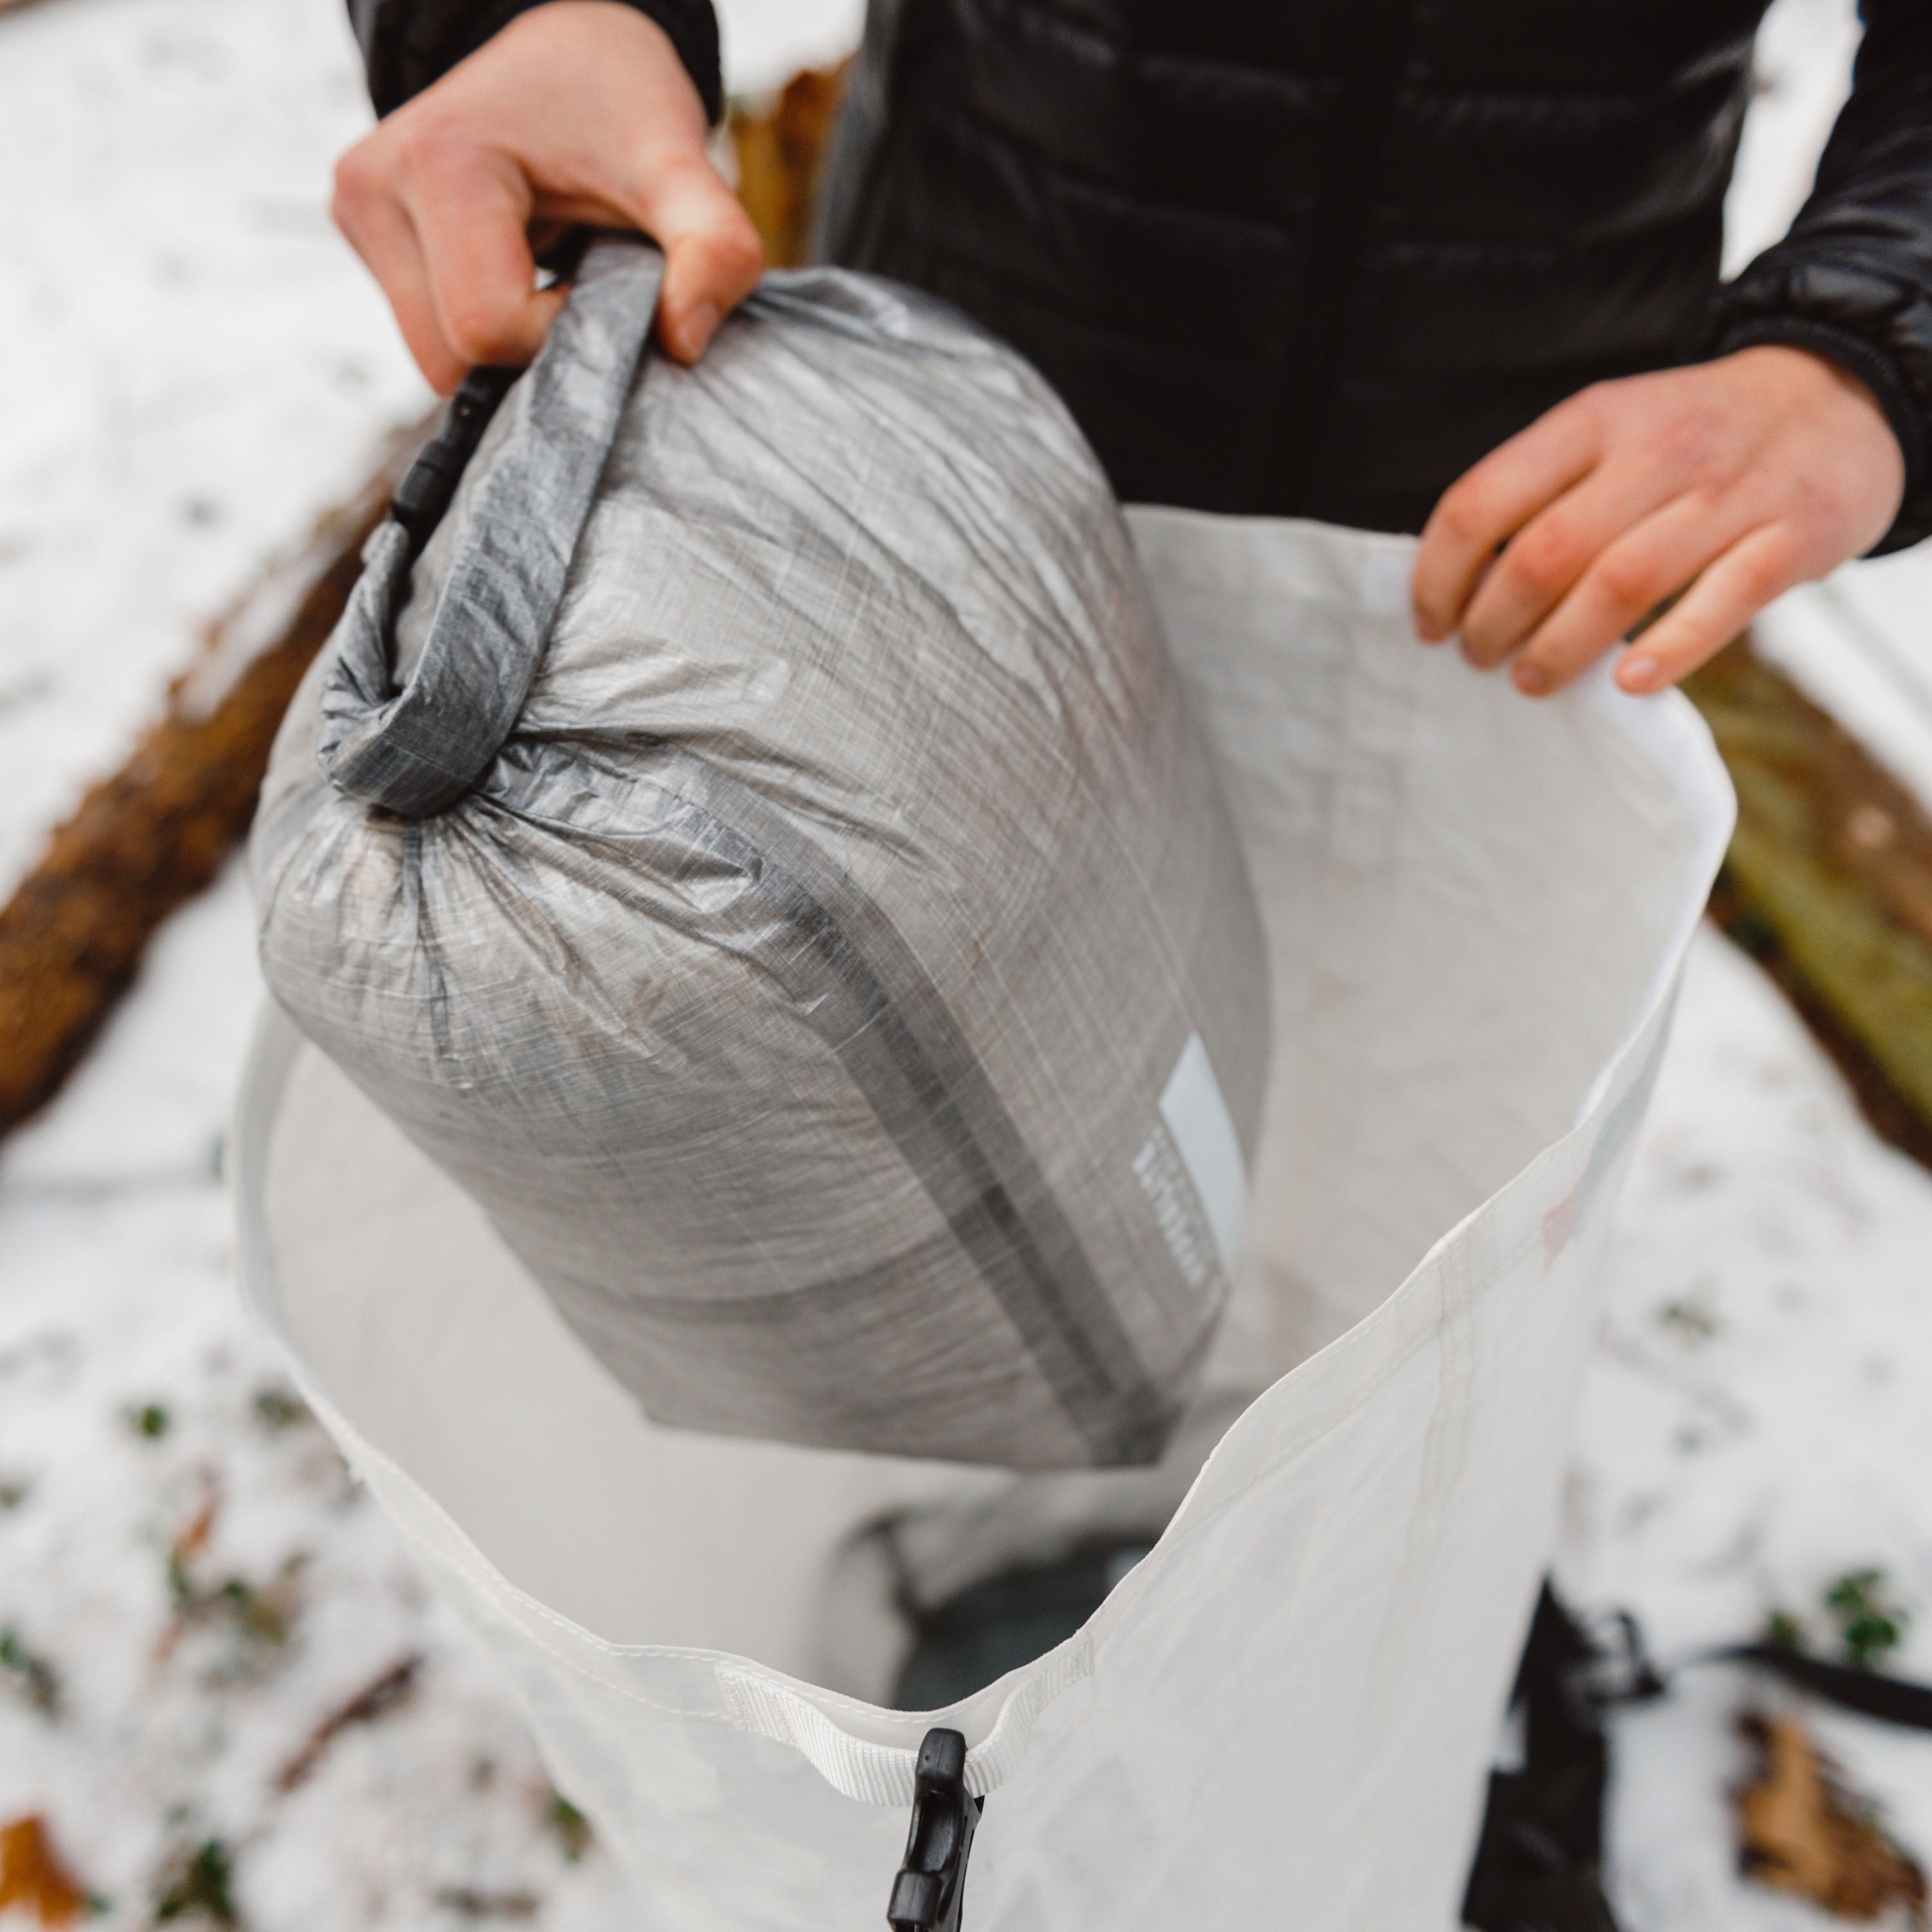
[726,63,851,270]
[0,424,427,1137]
[1688,638,1932,1170]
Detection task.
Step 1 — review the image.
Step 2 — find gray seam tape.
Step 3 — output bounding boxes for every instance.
[492,739,1174,1463]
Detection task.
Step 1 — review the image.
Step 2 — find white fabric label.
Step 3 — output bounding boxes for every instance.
[1157,1033,1249,1277]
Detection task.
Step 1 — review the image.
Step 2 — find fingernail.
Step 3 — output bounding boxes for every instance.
[1618,653,1660,694]
[679,301,720,357]
[1513,662,1549,697]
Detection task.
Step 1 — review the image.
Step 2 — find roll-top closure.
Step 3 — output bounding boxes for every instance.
[314,236,664,818]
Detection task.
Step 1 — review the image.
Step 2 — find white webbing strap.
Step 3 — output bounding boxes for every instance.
[716,1632,1095,1807]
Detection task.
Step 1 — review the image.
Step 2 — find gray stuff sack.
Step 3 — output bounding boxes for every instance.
[250,234,1269,1469]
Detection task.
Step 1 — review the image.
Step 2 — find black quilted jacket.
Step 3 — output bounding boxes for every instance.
[348,0,1932,551]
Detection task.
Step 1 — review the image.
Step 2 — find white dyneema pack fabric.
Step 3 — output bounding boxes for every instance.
[235,515,1734,1931]
[251,236,1267,1470]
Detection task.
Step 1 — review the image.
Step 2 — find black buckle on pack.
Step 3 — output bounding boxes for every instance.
[387,365,519,558]
[886,1728,982,1932]
[384,227,599,560]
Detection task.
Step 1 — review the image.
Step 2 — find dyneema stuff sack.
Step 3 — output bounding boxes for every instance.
[250,235,1267,1470]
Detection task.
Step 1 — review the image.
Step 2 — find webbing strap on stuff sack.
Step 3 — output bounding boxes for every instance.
[1464,1585,1932,1932]
[315,237,663,817]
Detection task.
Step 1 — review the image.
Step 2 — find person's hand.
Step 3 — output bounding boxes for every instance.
[331,0,764,394]
[1409,345,1906,697]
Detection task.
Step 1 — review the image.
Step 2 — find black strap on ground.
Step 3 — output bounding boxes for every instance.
[1463,1582,1932,1932]
[1705,1641,1932,1730]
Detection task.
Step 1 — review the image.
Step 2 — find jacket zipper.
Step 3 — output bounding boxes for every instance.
[1268,0,1421,512]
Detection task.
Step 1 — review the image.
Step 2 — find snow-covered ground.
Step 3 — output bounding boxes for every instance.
[2,0,1930,1925]
[1566,931,1932,1927]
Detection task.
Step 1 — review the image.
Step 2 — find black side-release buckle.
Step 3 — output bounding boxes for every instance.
[388,364,519,558]
[384,228,598,562]
[887,1728,982,1932]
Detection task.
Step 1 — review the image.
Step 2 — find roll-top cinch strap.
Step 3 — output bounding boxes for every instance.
[315,236,665,818]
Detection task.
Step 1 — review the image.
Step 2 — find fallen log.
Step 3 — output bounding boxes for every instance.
[1688,638,1932,1171]
[726,62,851,270]
[0,424,427,1138]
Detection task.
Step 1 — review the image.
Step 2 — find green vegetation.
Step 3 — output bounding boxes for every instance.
[0,1624,61,1718]
[153,1841,238,1928]
[251,1387,310,1433]
[1824,1568,1910,1669]
[544,1793,593,1864]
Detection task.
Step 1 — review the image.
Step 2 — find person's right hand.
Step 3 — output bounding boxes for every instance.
[331,0,764,394]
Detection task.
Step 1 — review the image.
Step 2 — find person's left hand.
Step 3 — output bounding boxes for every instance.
[1409,344,1906,697]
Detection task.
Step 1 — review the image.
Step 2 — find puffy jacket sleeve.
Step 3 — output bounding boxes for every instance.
[346,0,722,123]
[1714,0,1932,554]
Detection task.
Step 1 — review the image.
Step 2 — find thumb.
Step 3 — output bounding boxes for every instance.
[632,154,766,363]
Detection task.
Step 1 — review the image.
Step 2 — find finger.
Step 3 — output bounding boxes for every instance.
[404,149,568,373]
[1411,397,1603,641]
[1505,486,1755,696]
[622,155,765,362]
[1455,450,1700,670]
[1614,524,1806,694]
[332,158,468,394]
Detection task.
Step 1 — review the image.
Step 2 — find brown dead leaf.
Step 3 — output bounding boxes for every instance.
[0,1816,90,1927]
[1735,1711,1928,1924]
[171,1491,220,1566]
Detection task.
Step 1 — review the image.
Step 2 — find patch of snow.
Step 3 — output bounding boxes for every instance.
[1723,0,1859,279]
[1755,556,1932,821]
[0,873,639,1930]
[719,0,864,98]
